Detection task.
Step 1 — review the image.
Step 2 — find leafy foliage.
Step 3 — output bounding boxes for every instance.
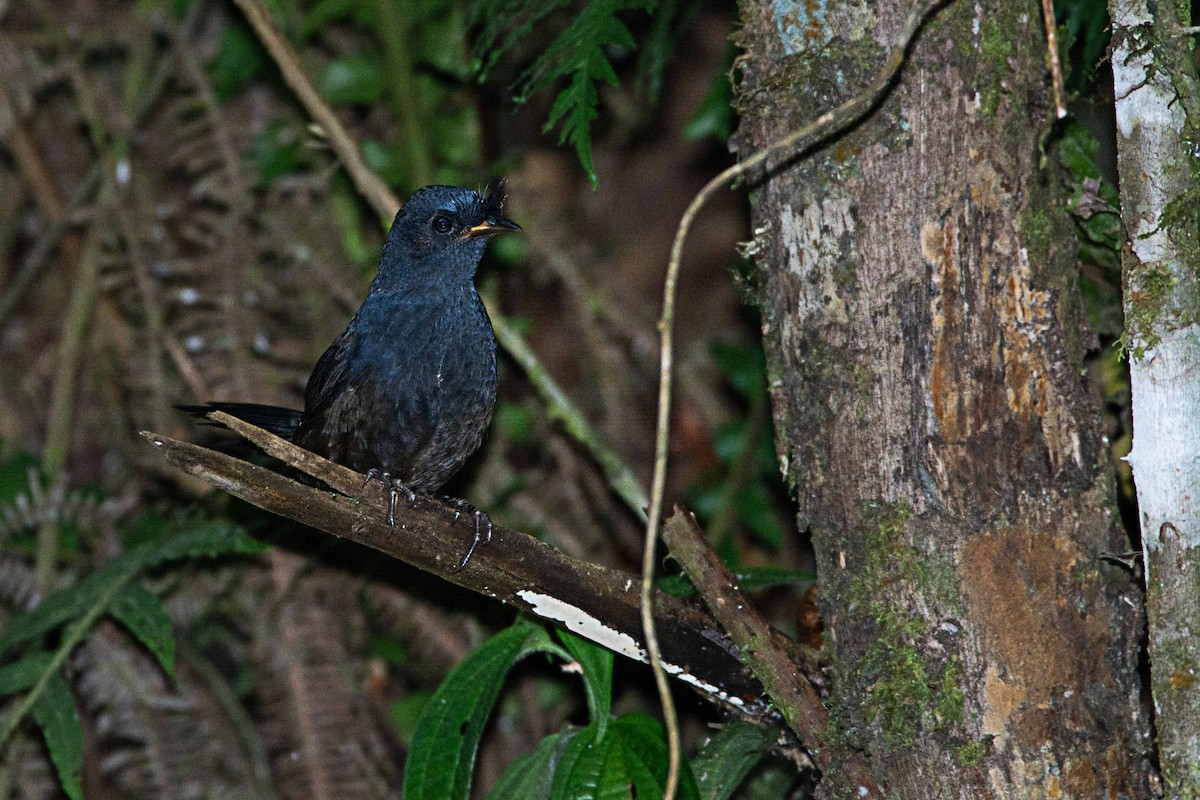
[472,0,658,186]
[405,618,771,799]
[1054,0,1109,92]
[1058,122,1122,339]
[0,448,263,800]
[688,341,790,555]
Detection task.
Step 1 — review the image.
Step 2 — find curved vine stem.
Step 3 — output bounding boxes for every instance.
[639,3,943,794]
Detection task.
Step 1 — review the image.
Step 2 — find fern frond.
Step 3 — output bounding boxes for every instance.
[474,0,655,186]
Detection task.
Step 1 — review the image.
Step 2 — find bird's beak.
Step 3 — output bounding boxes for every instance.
[465,216,522,239]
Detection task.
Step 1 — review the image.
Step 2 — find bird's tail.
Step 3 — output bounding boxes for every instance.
[177,402,303,441]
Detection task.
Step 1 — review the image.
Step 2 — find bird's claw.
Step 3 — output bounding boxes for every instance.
[445,497,492,571]
[364,469,416,526]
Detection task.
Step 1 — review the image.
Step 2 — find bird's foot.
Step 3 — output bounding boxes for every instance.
[444,497,493,571]
[364,469,416,526]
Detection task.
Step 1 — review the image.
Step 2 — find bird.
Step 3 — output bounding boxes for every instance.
[183,181,519,568]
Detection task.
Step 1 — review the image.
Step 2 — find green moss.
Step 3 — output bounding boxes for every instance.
[973,18,1015,117]
[951,739,989,766]
[934,658,966,727]
[851,365,874,420]
[836,502,968,748]
[979,18,1012,64]
[863,637,931,746]
[1126,263,1180,357]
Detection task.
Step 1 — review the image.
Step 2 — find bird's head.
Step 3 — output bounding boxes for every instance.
[379,181,520,286]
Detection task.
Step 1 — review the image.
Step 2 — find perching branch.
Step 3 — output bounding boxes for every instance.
[142,415,765,716]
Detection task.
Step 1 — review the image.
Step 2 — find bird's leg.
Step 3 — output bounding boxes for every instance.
[364,469,416,526]
[445,497,493,571]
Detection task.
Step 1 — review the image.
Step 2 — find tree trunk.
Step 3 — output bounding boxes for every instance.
[1109,0,1200,792]
[733,1,1154,796]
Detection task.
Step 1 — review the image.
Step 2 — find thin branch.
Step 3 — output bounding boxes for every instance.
[663,508,880,790]
[1040,0,1067,119]
[229,0,400,224]
[488,310,650,521]
[640,2,943,795]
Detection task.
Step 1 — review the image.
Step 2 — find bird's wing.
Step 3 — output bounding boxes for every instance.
[303,330,356,417]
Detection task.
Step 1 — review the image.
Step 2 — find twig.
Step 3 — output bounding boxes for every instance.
[229,0,400,224]
[1040,0,1067,119]
[0,165,100,329]
[640,2,943,795]
[663,509,880,791]
[488,310,650,521]
[371,0,433,187]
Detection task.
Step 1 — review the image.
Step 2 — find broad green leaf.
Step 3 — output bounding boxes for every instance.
[691,720,773,800]
[557,629,612,731]
[486,729,576,800]
[552,714,698,800]
[109,583,175,679]
[609,713,698,800]
[31,670,83,800]
[0,652,54,694]
[403,619,559,800]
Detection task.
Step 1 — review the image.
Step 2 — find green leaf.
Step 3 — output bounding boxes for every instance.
[557,629,612,730]
[319,55,385,105]
[403,619,559,800]
[495,401,536,443]
[299,0,361,38]
[471,0,575,79]
[478,0,652,186]
[486,729,577,800]
[691,720,773,800]
[253,123,303,184]
[31,670,83,800]
[684,48,735,143]
[208,18,271,99]
[552,714,698,800]
[710,341,767,400]
[0,652,54,694]
[551,723,616,799]
[109,583,175,679]
[0,519,260,655]
[712,420,748,464]
[735,481,785,548]
[0,449,39,506]
[635,0,689,103]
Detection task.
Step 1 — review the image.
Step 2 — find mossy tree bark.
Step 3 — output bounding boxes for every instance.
[1109,0,1200,792]
[733,1,1154,796]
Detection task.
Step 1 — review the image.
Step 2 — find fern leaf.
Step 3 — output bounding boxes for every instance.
[475,0,654,186]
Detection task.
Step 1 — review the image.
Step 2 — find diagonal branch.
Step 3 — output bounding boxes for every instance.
[663,508,877,787]
[142,417,767,717]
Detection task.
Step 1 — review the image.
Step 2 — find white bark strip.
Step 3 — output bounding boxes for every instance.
[1110,0,1200,789]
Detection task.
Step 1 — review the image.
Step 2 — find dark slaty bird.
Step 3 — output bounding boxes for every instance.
[185,182,519,566]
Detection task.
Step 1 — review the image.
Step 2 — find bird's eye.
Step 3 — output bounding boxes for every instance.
[431,214,454,235]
